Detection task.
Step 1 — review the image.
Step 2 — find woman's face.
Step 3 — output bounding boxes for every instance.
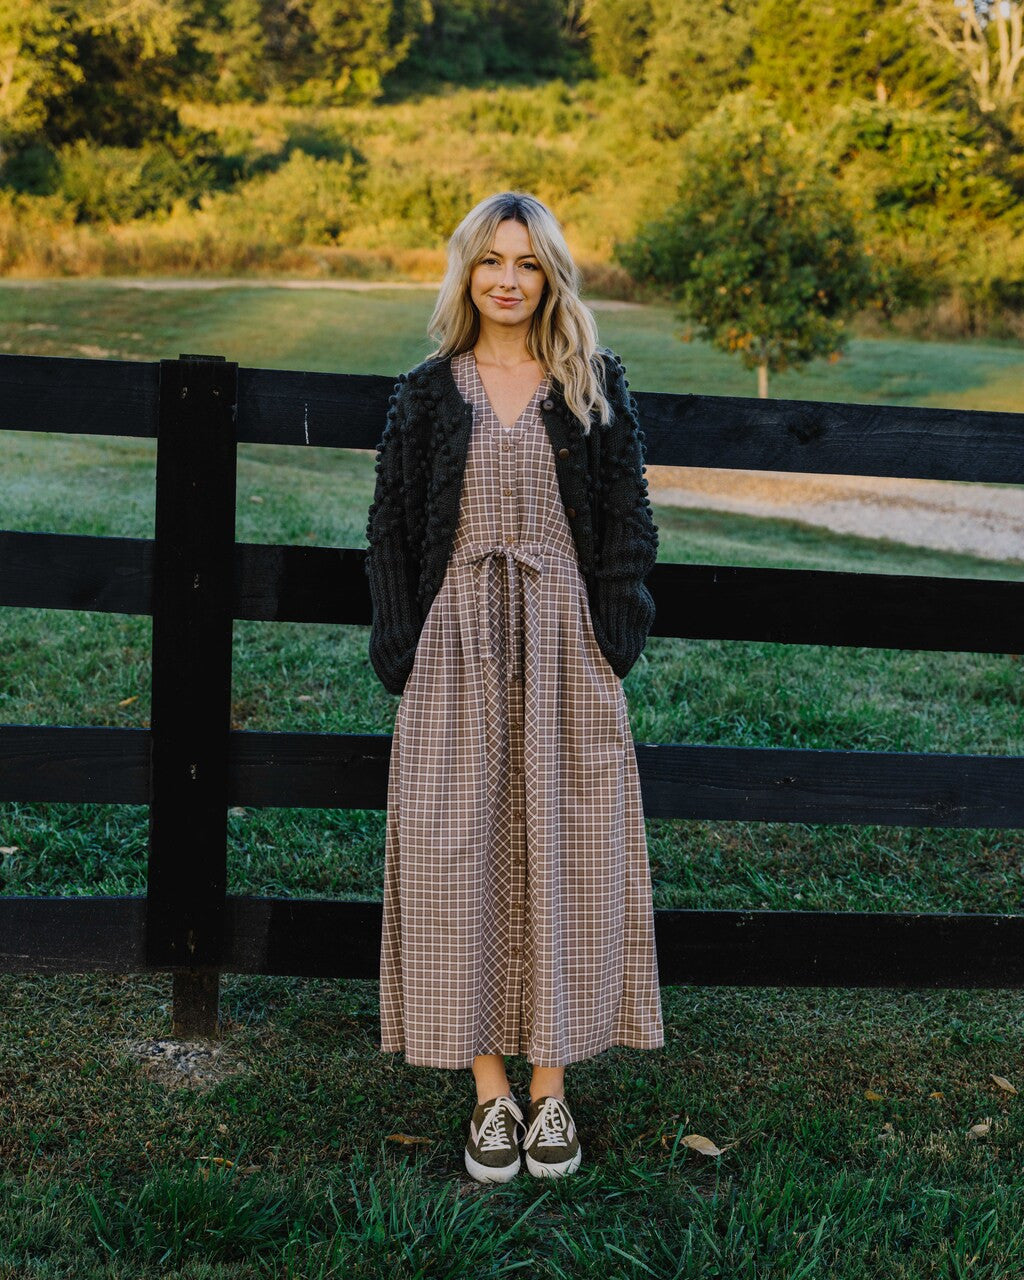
[468,218,548,337]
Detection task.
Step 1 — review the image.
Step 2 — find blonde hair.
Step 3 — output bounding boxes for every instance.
[424,191,613,433]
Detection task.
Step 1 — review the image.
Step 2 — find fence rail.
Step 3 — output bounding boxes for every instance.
[1,350,1022,1035]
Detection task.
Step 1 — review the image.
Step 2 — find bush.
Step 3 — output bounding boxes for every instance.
[0,144,61,196]
[0,188,85,273]
[348,167,474,247]
[56,139,217,223]
[441,79,590,137]
[196,149,360,245]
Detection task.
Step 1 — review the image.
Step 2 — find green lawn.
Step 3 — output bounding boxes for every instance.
[1,286,1023,1278]
[5,278,1024,409]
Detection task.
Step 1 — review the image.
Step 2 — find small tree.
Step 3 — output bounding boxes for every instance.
[908,0,1024,116]
[616,92,878,397]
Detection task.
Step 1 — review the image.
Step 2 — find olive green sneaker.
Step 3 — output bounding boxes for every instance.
[464,1094,526,1183]
[522,1095,582,1177]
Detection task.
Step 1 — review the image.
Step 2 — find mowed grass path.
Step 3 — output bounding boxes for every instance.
[1,285,1023,1278]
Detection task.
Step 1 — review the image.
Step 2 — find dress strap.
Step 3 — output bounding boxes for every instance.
[455,542,545,683]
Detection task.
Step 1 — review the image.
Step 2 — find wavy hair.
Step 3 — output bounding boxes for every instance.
[424,191,612,434]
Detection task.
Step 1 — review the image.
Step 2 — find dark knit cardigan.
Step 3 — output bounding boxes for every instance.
[363,346,659,696]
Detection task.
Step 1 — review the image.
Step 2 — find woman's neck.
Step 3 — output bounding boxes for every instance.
[472,331,537,368]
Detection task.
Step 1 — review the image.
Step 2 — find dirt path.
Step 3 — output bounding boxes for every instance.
[645,465,1024,564]
[1,275,641,306]
[2,276,444,292]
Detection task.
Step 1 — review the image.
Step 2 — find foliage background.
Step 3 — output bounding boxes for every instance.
[2,0,1023,337]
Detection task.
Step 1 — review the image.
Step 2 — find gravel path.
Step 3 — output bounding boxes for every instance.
[646,466,1024,564]
[0,275,642,306]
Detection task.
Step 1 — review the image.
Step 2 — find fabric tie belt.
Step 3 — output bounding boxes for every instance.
[454,541,549,683]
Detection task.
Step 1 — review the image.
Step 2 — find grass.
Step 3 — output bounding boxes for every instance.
[1,286,1023,1277]
[4,975,1024,1277]
[6,277,1024,408]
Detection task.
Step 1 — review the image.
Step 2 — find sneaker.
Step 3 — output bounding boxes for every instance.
[464,1094,526,1183]
[522,1095,582,1178]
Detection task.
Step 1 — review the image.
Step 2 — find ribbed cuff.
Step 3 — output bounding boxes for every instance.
[588,580,656,678]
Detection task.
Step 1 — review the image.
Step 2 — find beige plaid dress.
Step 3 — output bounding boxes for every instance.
[378,349,664,1068]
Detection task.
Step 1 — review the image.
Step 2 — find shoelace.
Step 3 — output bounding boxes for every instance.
[525,1097,571,1149]
[477,1096,523,1152]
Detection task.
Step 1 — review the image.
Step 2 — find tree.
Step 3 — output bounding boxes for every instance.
[748,0,964,125]
[0,4,82,145]
[639,0,758,139]
[265,0,429,105]
[615,93,878,397]
[579,0,653,80]
[1,0,206,151]
[387,0,576,90]
[907,0,1024,114]
[186,0,270,102]
[819,98,1024,325]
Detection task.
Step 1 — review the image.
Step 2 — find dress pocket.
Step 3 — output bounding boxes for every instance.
[570,569,628,760]
[575,571,620,685]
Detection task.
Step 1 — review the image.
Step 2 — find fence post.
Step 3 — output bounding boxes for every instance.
[146,353,238,1038]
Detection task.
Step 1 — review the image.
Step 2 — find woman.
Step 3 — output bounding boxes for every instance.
[364,190,663,1183]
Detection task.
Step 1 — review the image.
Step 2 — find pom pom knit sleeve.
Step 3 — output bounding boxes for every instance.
[364,377,421,696]
[588,355,659,678]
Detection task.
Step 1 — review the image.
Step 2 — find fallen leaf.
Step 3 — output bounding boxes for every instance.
[386,1133,433,1145]
[681,1133,722,1156]
[929,1091,944,1100]
[118,695,139,707]
[968,1119,993,1138]
[864,1089,884,1101]
[0,847,18,855]
[879,1121,896,1140]
[990,1075,1017,1094]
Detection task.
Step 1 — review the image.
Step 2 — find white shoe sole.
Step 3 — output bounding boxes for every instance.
[464,1148,522,1182]
[524,1145,582,1177]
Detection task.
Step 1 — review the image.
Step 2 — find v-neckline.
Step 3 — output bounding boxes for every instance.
[470,350,548,433]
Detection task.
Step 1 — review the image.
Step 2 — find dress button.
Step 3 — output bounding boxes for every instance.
[502,443,512,451]
[511,946,520,956]
[504,488,513,496]
[566,507,576,518]
[505,534,515,544]
[557,447,569,459]
[542,398,554,411]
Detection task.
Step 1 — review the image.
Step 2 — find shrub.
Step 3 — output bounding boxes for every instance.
[196,149,359,245]
[56,139,217,223]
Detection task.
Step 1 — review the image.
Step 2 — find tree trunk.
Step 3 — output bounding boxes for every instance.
[758,363,769,398]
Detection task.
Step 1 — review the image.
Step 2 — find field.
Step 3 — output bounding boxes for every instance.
[1,284,1023,1278]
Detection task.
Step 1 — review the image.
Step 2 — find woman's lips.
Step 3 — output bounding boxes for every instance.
[492,296,521,306]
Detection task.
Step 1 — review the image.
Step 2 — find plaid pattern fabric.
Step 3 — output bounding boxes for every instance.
[378,349,664,1068]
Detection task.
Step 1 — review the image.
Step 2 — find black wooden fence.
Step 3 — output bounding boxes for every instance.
[1,351,1023,1037]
